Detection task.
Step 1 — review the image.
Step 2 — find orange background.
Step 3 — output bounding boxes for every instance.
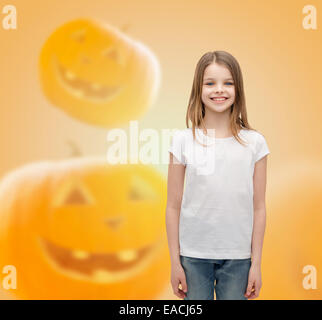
[0,0,321,299]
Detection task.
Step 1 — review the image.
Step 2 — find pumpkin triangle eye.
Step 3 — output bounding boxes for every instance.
[63,187,89,205]
[53,180,95,208]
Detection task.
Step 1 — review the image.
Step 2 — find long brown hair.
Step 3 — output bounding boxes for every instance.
[186,51,255,146]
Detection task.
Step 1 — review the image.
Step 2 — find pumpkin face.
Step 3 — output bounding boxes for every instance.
[259,162,322,299]
[0,158,169,299]
[39,19,160,127]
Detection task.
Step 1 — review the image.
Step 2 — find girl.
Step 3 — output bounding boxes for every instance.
[166,51,270,300]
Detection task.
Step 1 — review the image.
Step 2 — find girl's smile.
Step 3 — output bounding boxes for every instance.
[210,96,229,104]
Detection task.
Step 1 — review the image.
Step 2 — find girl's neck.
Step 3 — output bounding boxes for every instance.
[198,111,232,138]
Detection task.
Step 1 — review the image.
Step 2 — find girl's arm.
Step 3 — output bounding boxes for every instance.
[166,153,186,267]
[251,155,268,267]
[245,155,268,299]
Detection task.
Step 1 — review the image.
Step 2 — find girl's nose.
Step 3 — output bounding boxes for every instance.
[215,85,224,92]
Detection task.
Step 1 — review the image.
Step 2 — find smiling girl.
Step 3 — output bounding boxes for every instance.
[166,51,270,300]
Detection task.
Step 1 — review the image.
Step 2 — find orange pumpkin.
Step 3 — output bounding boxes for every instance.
[39,19,160,128]
[0,158,170,299]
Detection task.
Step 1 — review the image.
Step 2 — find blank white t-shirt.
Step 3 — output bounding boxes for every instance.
[168,128,270,259]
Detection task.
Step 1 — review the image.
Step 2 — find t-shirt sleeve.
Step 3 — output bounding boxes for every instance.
[168,130,186,165]
[254,133,270,163]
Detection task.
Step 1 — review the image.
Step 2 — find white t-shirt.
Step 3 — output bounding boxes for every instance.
[168,128,270,259]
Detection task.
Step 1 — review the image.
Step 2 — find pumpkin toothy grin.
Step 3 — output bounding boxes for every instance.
[39,237,162,283]
[53,56,123,102]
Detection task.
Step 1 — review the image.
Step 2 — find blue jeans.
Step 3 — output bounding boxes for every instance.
[180,255,252,300]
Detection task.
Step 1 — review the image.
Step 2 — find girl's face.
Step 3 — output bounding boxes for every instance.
[201,62,235,113]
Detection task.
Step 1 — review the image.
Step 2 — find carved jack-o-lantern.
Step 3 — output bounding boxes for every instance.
[39,19,160,127]
[0,158,170,299]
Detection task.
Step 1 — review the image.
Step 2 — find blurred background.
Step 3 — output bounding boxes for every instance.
[0,0,321,299]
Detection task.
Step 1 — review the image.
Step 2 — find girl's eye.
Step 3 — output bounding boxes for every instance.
[205,82,234,86]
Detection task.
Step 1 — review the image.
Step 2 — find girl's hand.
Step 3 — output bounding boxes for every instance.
[171,263,188,299]
[244,264,262,299]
